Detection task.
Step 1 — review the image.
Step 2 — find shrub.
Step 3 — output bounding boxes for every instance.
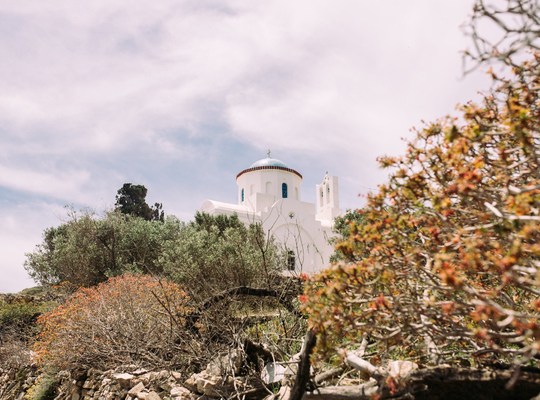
[25,210,184,287]
[0,290,63,368]
[160,213,282,301]
[0,301,42,333]
[34,274,196,371]
[0,336,33,369]
[25,372,58,400]
[303,58,540,368]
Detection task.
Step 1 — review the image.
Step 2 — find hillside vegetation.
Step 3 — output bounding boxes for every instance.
[2,1,540,398]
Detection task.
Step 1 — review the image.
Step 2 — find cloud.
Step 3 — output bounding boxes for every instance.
[0,0,495,292]
[0,164,91,202]
[225,1,488,158]
[0,1,486,160]
[0,201,65,293]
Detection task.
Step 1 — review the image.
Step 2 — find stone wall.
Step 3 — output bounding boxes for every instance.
[0,350,265,400]
[0,366,194,400]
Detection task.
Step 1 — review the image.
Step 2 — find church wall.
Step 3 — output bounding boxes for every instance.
[202,157,341,274]
[237,169,302,210]
[259,198,334,273]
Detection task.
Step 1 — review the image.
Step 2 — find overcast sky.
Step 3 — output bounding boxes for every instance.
[0,0,491,293]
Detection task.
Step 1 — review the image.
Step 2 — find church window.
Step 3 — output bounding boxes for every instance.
[327,185,331,203]
[241,188,244,202]
[282,183,288,198]
[287,250,295,270]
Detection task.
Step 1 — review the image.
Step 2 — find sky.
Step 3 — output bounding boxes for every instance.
[0,0,492,293]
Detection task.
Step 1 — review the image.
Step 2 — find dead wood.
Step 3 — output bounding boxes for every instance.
[313,367,344,385]
[400,366,540,400]
[303,381,378,400]
[302,366,540,400]
[289,329,317,400]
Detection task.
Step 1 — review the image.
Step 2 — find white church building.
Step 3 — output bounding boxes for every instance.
[200,154,341,274]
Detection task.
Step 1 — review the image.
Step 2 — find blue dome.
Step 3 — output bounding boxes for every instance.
[249,157,289,169]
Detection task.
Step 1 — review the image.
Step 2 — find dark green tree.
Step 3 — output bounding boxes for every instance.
[330,209,367,262]
[115,183,164,221]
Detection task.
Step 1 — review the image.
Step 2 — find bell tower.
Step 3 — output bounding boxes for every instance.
[315,173,340,223]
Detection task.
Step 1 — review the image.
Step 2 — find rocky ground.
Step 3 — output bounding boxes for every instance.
[2,346,540,400]
[1,287,540,399]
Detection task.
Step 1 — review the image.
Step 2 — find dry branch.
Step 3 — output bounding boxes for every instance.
[288,329,317,400]
[303,382,378,400]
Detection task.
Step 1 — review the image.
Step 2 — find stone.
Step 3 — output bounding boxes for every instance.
[170,386,191,397]
[387,360,418,380]
[184,371,222,397]
[128,382,146,396]
[157,370,170,380]
[82,379,93,389]
[112,372,135,387]
[261,362,286,385]
[185,370,249,398]
[145,391,162,400]
[198,375,228,398]
[205,349,244,376]
[170,371,182,381]
[276,385,290,400]
[138,371,157,386]
[132,368,149,376]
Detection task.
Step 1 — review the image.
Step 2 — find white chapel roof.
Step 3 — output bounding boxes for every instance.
[249,157,289,168]
[201,199,251,214]
[237,156,303,179]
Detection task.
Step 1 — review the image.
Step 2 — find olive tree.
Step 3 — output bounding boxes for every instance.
[25,209,183,287]
[159,213,283,301]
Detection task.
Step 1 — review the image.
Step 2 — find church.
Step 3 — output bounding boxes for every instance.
[200,153,341,274]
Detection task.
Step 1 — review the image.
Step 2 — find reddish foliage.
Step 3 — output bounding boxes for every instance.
[34,274,195,370]
[304,57,540,367]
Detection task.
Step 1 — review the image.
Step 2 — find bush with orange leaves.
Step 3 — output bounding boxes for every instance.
[34,274,198,371]
[303,58,540,368]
